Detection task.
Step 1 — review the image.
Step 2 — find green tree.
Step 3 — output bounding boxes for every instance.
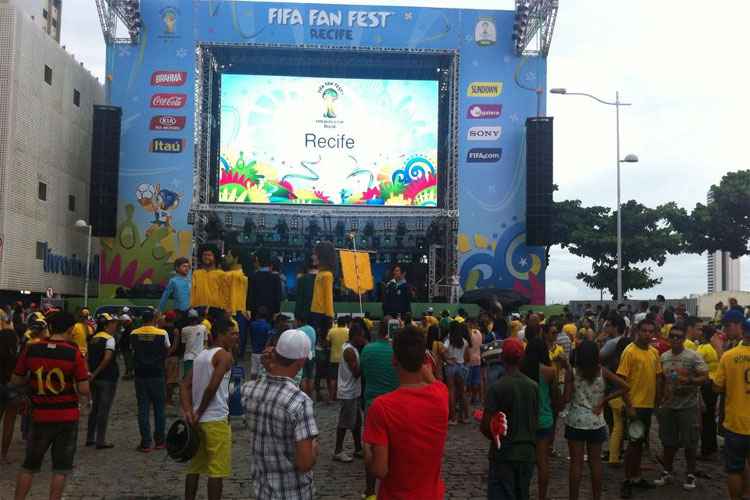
[551,199,684,299]
[674,170,750,258]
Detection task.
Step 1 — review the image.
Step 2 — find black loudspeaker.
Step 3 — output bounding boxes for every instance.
[525,117,553,246]
[89,105,122,237]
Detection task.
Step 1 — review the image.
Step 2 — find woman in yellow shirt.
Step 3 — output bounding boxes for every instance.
[309,241,336,400]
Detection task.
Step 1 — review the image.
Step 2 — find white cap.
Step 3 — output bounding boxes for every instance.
[119,314,132,322]
[275,329,312,360]
[187,308,199,318]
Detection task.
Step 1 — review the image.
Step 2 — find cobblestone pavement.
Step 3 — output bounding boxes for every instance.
[0,370,732,499]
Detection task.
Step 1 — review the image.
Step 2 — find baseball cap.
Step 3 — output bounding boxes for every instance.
[29,316,48,331]
[275,329,312,360]
[502,337,525,364]
[723,309,745,324]
[187,308,199,318]
[425,307,434,314]
[119,314,132,322]
[164,310,177,322]
[98,313,118,323]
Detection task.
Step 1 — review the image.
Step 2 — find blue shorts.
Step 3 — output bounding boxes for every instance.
[724,429,750,474]
[565,425,607,444]
[445,363,468,383]
[468,365,481,387]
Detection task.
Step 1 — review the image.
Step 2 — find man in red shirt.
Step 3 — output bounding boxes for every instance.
[11,311,90,500]
[363,324,449,499]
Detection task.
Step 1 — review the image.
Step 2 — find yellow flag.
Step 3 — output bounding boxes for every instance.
[339,250,374,295]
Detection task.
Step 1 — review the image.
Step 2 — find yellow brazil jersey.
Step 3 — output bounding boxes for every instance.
[616,343,663,408]
[696,343,719,380]
[191,268,226,309]
[327,327,349,363]
[223,268,248,313]
[310,270,334,318]
[714,344,750,435]
[71,322,90,355]
[684,339,697,351]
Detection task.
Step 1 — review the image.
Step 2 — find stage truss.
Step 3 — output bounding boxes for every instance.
[513,0,559,57]
[191,43,461,299]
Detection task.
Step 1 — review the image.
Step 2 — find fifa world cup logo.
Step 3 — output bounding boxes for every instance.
[322,88,339,119]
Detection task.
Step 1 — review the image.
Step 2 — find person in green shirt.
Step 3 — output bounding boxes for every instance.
[481,337,539,500]
[360,316,399,498]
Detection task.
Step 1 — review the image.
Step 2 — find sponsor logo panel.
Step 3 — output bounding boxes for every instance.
[467,104,502,119]
[467,148,503,163]
[467,82,503,97]
[149,115,186,131]
[150,138,184,153]
[468,126,502,141]
[150,93,187,108]
[151,71,187,86]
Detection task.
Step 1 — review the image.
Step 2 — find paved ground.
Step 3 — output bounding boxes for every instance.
[0,368,733,499]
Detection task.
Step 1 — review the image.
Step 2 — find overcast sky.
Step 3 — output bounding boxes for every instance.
[61,0,750,303]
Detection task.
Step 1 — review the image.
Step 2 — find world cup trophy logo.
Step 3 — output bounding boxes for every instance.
[321,87,339,119]
[162,8,177,34]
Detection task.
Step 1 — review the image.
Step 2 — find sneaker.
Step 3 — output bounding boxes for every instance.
[631,478,656,489]
[448,419,458,426]
[620,480,633,499]
[353,449,364,459]
[683,474,697,491]
[653,470,672,486]
[136,445,152,453]
[333,452,353,463]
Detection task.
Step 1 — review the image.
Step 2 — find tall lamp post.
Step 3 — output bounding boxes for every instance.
[75,219,92,308]
[550,88,639,303]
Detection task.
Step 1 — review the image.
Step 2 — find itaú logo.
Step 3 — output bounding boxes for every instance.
[151,71,187,86]
[150,138,184,153]
[149,115,186,131]
[150,93,187,108]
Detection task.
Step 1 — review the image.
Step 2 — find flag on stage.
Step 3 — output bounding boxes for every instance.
[339,250,374,295]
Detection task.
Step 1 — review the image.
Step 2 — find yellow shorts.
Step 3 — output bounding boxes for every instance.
[186,420,232,478]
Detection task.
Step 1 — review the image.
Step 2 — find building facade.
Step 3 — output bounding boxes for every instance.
[3,0,62,43]
[0,1,103,299]
[706,190,741,293]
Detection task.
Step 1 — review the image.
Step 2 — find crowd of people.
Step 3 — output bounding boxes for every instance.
[1,249,750,500]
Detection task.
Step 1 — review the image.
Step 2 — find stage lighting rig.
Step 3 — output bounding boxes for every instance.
[513,0,558,57]
[95,0,143,44]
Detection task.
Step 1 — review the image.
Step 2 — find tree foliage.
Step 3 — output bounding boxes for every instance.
[551,199,684,299]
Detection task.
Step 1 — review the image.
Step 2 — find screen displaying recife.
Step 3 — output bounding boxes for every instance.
[218,74,440,206]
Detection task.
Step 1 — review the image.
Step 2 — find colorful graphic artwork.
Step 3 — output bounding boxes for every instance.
[218,75,439,206]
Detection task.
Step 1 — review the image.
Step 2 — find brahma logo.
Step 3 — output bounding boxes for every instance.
[149,115,186,131]
[151,71,187,86]
[468,126,502,141]
[467,82,503,97]
[150,138,184,153]
[467,104,502,119]
[467,148,502,163]
[150,93,187,108]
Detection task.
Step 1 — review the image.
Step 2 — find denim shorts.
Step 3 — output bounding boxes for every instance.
[445,363,468,383]
[724,429,750,474]
[565,425,608,444]
[468,365,481,387]
[22,421,79,474]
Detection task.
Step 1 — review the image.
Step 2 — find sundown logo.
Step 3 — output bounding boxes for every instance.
[467,82,503,97]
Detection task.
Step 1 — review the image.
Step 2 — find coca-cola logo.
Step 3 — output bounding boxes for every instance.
[149,115,186,131]
[150,93,187,108]
[151,71,187,86]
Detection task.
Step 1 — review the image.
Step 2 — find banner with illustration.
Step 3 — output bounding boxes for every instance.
[105,0,547,303]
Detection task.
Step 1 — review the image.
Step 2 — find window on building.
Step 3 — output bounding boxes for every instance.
[38,181,47,201]
[53,0,61,7]
[68,195,75,212]
[44,65,52,85]
[42,9,48,19]
[36,242,46,260]
[73,89,80,107]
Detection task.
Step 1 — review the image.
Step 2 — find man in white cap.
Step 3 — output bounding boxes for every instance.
[241,329,319,499]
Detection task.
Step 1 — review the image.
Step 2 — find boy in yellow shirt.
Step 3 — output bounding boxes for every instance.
[713,318,750,500]
[327,316,350,401]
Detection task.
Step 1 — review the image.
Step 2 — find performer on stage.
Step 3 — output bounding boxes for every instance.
[382,264,412,319]
[190,245,225,310]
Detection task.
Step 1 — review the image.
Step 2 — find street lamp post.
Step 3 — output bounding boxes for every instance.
[75,219,92,308]
[550,88,639,303]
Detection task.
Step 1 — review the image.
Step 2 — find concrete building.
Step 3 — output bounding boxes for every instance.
[3,0,62,43]
[0,1,103,300]
[706,190,742,293]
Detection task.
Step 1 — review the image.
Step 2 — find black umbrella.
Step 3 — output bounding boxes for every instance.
[459,288,531,314]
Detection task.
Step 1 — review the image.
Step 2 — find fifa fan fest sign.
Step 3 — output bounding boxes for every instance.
[104,1,548,304]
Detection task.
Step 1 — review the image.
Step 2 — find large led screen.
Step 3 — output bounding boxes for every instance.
[218,74,439,206]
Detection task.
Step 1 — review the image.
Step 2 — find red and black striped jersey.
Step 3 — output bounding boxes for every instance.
[14,339,88,422]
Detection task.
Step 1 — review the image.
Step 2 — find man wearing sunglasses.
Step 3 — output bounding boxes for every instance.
[653,321,708,491]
